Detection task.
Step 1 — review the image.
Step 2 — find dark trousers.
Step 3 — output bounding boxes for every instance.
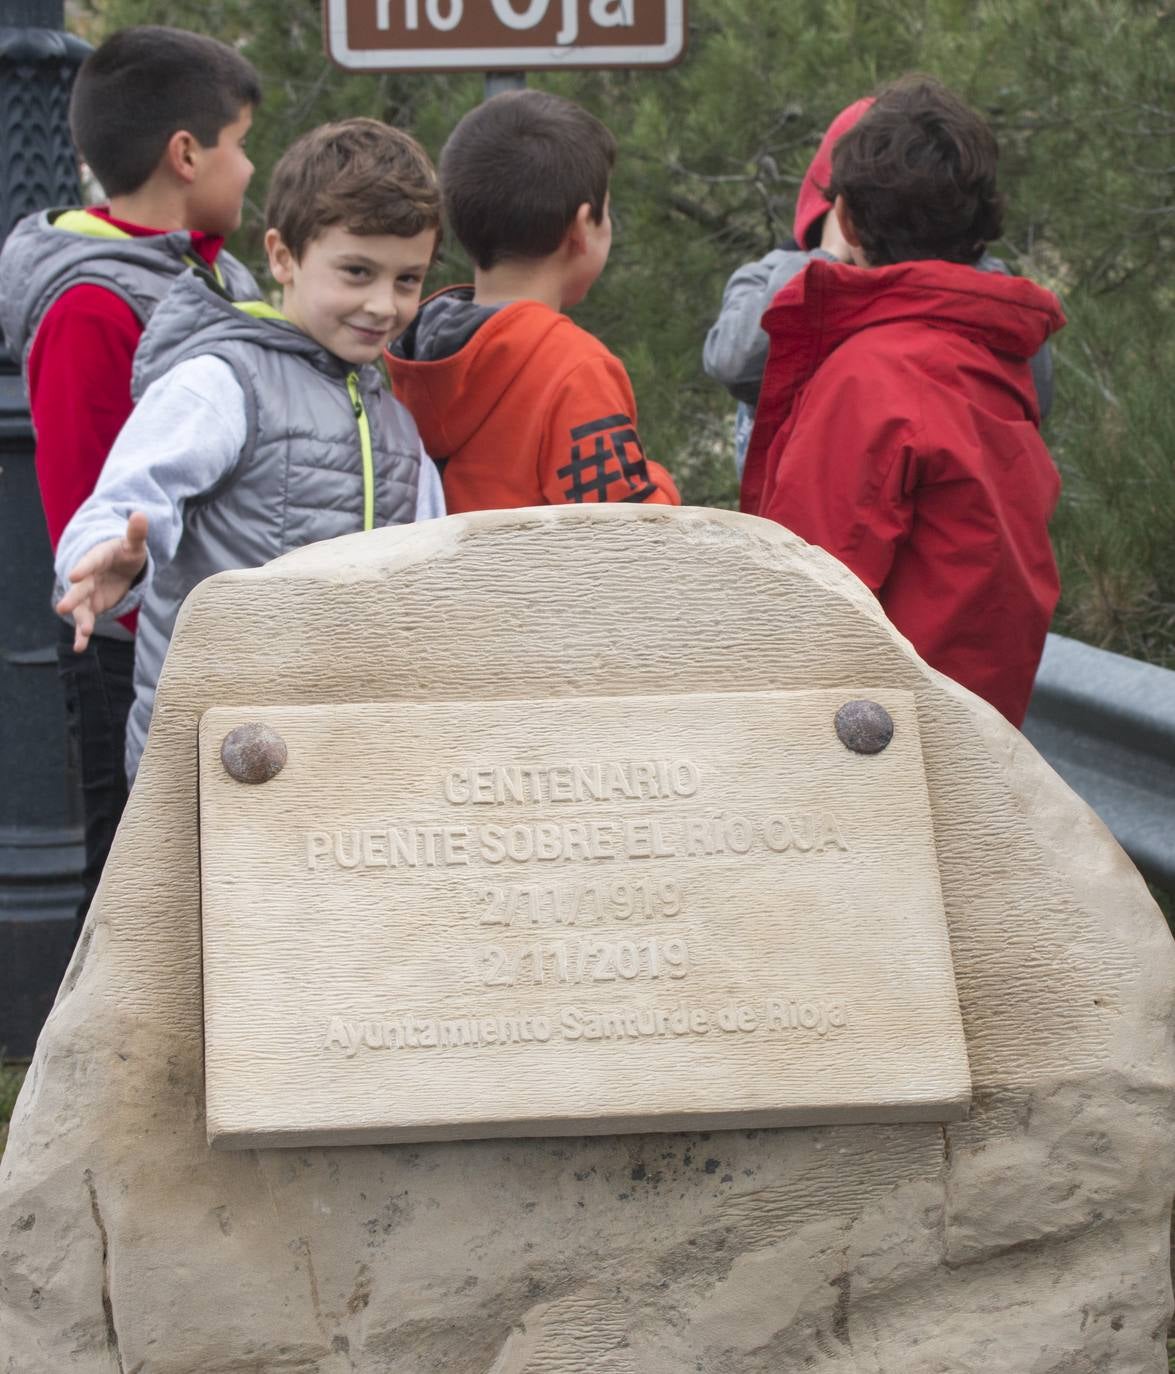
[57,621,134,938]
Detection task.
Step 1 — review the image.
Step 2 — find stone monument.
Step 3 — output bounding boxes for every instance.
[2,506,1172,1372]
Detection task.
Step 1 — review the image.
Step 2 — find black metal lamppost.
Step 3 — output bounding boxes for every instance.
[0,0,91,1057]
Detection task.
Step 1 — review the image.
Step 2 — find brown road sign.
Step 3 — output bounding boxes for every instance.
[324,0,687,72]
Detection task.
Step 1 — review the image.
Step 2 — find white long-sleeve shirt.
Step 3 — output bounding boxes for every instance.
[55,353,446,606]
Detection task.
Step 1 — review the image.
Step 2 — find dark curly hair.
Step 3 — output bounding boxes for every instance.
[826,75,1004,266]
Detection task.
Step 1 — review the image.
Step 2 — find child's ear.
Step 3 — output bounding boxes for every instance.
[833,195,872,268]
[564,202,595,256]
[833,195,861,249]
[164,130,200,186]
[265,229,296,286]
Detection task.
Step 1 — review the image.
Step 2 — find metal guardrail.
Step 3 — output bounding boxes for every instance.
[1023,633,1175,893]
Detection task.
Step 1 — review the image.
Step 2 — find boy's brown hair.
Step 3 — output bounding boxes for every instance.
[266,118,440,260]
[440,90,616,270]
[826,75,1004,266]
[70,26,261,198]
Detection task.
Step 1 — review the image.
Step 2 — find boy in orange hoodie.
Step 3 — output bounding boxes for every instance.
[387,90,680,512]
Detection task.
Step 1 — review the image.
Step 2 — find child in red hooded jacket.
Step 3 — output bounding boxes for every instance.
[703,93,1054,475]
[743,76,1065,726]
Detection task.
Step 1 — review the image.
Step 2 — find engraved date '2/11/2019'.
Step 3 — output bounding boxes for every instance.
[472,937,690,988]
[475,878,682,928]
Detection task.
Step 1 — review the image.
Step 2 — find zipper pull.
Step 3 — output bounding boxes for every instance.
[346,371,363,417]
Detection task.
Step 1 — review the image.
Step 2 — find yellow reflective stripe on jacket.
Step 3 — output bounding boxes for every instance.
[346,372,375,531]
[52,209,226,286]
[235,299,287,322]
[51,209,131,239]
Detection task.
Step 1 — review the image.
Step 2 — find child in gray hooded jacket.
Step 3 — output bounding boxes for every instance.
[56,119,444,782]
[0,25,263,929]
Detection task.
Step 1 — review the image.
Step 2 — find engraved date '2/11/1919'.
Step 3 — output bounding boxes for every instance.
[472,937,690,988]
[475,878,682,928]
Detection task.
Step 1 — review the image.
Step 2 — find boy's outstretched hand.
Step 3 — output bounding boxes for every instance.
[57,512,149,653]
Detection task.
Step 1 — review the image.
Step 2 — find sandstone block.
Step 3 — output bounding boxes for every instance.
[1,507,1171,1373]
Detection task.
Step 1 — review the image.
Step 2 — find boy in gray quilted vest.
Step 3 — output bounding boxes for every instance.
[0,25,261,930]
[54,119,444,783]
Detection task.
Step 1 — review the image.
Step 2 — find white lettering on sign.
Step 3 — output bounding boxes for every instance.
[471,935,690,987]
[491,0,553,30]
[321,998,851,1056]
[297,754,857,1061]
[428,0,463,30]
[591,0,633,23]
[375,0,635,40]
[474,878,683,927]
[442,759,700,805]
[376,0,463,32]
[304,802,850,872]
[489,0,634,44]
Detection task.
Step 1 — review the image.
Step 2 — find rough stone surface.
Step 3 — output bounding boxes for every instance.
[1,505,1172,1373]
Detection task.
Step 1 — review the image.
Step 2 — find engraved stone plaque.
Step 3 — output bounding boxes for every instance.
[199,689,970,1148]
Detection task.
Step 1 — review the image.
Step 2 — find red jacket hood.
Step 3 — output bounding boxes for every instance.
[762,257,1065,402]
[793,97,875,249]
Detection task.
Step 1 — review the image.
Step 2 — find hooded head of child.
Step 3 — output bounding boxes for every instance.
[263,119,441,364]
[792,97,876,252]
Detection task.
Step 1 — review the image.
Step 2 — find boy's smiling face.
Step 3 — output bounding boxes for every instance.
[266,223,436,364]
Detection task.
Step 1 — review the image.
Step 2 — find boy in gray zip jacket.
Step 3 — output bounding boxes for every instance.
[55,119,445,782]
[0,25,262,929]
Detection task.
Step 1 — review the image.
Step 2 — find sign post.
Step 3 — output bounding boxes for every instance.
[484,70,525,96]
[323,0,686,73]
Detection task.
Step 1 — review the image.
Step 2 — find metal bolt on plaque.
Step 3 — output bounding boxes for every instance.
[220,723,287,784]
[834,700,894,755]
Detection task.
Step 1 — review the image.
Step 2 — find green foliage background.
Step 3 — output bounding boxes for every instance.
[79,0,1175,664]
